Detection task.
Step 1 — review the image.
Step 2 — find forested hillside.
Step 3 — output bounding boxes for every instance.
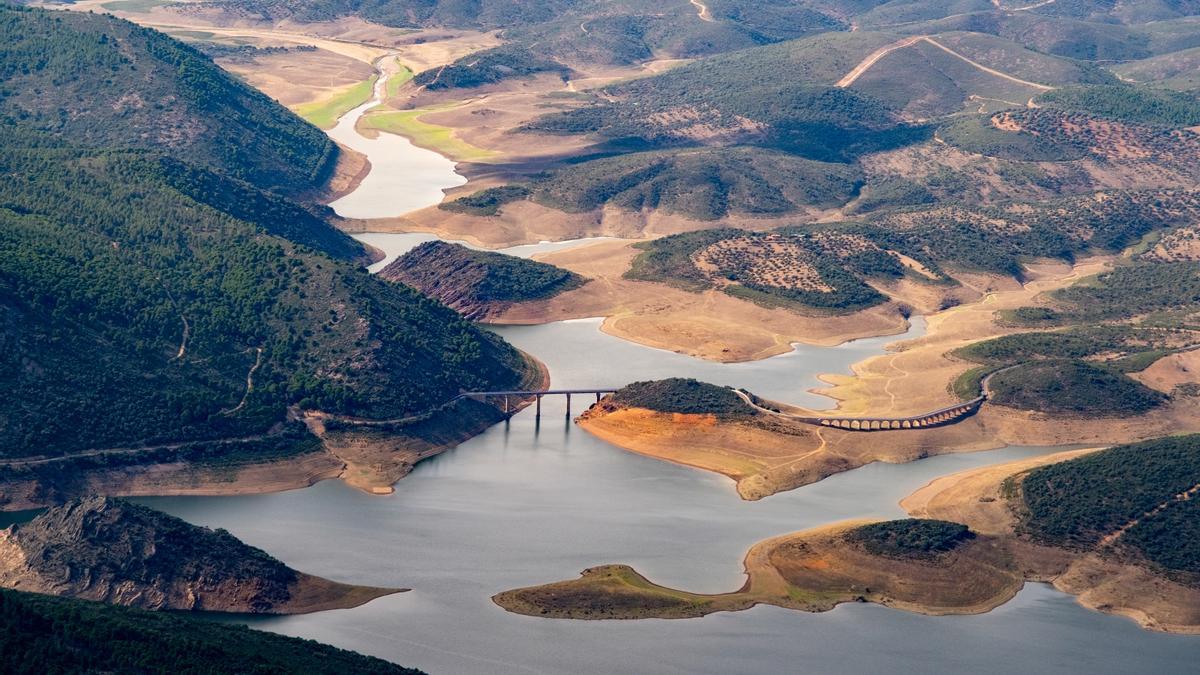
[526,60,922,161]
[0,7,529,465]
[1021,435,1200,579]
[0,588,422,674]
[0,5,335,194]
[381,242,583,320]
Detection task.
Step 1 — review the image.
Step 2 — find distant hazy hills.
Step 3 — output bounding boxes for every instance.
[0,5,528,467]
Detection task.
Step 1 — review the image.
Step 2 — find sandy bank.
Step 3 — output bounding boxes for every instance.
[0,354,550,510]
[490,239,911,362]
[901,451,1200,634]
[493,520,1024,621]
[495,447,1200,632]
[280,572,405,614]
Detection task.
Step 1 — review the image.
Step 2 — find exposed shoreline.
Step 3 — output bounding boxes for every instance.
[0,352,550,511]
[493,448,1200,633]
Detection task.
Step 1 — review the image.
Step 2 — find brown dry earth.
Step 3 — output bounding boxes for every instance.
[903,450,1200,633]
[497,449,1200,632]
[491,239,911,362]
[569,253,1200,498]
[494,521,1028,621]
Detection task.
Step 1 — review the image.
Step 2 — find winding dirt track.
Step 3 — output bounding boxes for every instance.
[836,35,1054,91]
[690,0,714,22]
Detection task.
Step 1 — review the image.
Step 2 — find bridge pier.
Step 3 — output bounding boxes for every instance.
[565,393,571,417]
[535,395,542,418]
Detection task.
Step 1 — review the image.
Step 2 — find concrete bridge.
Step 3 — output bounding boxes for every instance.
[734,390,986,432]
[456,389,619,417]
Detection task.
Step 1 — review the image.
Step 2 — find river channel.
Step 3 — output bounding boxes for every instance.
[138,59,1200,673]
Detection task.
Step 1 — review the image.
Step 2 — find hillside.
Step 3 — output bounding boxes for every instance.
[0,588,421,674]
[0,133,527,463]
[985,359,1167,417]
[1021,435,1200,579]
[379,241,584,320]
[0,497,398,613]
[526,147,865,220]
[411,46,571,91]
[626,229,897,313]
[525,42,925,162]
[0,8,532,500]
[0,5,335,195]
[605,379,755,417]
[1034,85,1200,126]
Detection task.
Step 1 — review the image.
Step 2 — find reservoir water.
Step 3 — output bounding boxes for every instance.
[134,58,1200,673]
[326,59,466,220]
[137,322,1200,674]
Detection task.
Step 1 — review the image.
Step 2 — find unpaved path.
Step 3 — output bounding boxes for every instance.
[837,35,1053,91]
[690,0,714,22]
[836,36,925,87]
[0,433,280,468]
[220,347,264,416]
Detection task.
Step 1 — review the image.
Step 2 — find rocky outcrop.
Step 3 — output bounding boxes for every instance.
[0,497,399,613]
[380,241,583,320]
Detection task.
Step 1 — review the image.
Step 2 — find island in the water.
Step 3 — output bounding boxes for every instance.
[495,435,1200,633]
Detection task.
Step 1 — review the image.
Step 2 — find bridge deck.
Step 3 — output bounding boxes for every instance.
[458,389,619,397]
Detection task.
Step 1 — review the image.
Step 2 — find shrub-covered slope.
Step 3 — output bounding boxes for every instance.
[0,10,530,463]
[0,5,335,195]
[607,379,755,417]
[527,147,864,220]
[0,588,421,674]
[1021,435,1200,577]
[380,241,583,320]
[0,136,527,459]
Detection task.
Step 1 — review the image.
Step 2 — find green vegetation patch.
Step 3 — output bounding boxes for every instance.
[0,130,526,459]
[0,588,421,674]
[986,360,1166,417]
[382,241,583,308]
[1036,85,1200,127]
[609,379,755,417]
[851,189,1200,278]
[440,185,532,216]
[956,326,1174,365]
[294,76,377,129]
[845,519,974,560]
[524,46,926,162]
[626,228,898,313]
[412,46,569,90]
[1021,435,1200,576]
[359,106,498,162]
[0,5,335,195]
[938,115,1085,162]
[530,147,863,220]
[1044,261,1200,324]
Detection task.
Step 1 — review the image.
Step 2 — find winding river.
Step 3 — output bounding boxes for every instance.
[139,61,1200,673]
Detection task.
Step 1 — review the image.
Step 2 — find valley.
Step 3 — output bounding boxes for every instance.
[4,0,1200,672]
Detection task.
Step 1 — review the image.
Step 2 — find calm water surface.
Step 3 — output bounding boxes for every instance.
[138,322,1200,674]
[326,65,465,220]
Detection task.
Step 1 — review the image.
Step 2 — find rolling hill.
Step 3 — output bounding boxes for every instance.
[0,7,530,475]
[0,5,335,195]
